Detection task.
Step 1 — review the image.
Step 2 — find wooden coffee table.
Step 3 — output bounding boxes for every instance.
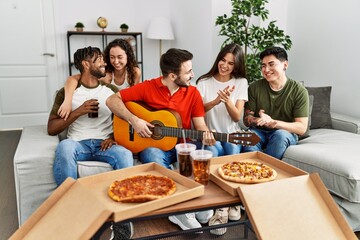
[140,179,240,217]
[114,181,252,239]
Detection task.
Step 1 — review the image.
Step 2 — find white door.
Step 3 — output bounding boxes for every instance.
[0,0,58,129]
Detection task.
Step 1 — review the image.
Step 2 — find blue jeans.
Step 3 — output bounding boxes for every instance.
[204,141,241,157]
[242,128,298,159]
[53,139,133,186]
[139,147,177,169]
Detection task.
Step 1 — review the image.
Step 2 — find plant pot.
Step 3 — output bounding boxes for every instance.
[121,28,128,33]
[76,27,84,32]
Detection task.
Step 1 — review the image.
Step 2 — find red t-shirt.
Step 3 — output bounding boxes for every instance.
[120,77,205,129]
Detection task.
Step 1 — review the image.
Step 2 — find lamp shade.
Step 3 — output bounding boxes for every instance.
[147,17,175,40]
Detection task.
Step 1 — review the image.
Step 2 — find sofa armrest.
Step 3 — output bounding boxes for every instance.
[331,112,360,134]
[13,125,59,226]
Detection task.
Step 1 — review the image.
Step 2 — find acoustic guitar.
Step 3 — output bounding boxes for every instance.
[113,101,260,153]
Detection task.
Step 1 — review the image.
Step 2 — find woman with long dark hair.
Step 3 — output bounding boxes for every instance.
[58,38,141,120]
[196,43,248,156]
[196,43,248,235]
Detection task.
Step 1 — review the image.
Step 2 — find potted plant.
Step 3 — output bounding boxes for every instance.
[120,23,129,32]
[74,22,85,32]
[216,0,292,83]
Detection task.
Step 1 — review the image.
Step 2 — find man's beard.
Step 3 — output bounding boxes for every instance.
[90,68,106,78]
[174,77,191,87]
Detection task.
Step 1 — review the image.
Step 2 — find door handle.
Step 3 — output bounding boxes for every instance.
[43,53,55,57]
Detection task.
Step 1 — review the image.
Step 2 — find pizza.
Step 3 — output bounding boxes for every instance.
[108,174,177,203]
[218,160,277,184]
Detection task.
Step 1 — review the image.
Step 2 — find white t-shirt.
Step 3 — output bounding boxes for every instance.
[197,77,248,133]
[67,84,115,141]
[111,71,130,90]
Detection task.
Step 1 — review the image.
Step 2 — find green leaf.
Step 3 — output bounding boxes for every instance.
[216,0,292,84]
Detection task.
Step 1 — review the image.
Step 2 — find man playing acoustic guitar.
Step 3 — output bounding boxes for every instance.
[106,48,216,167]
[106,48,216,231]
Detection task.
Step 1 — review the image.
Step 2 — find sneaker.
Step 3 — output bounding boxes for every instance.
[195,209,214,224]
[168,213,202,230]
[228,205,241,221]
[209,208,229,235]
[111,222,134,240]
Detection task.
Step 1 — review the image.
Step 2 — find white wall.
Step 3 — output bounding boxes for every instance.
[211,0,232,70]
[53,0,170,84]
[286,0,360,118]
[170,0,212,81]
[53,0,227,86]
[170,0,231,81]
[265,0,288,30]
[3,0,360,126]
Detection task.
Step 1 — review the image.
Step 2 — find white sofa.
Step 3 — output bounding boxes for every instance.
[13,125,114,225]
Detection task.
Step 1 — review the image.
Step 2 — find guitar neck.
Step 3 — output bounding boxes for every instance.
[158,126,229,142]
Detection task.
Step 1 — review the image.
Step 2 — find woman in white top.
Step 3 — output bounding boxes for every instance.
[196,43,248,157]
[197,43,248,232]
[58,38,141,120]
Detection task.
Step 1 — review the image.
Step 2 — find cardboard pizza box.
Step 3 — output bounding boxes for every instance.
[210,151,308,196]
[10,163,204,239]
[10,178,111,240]
[77,162,204,222]
[237,173,357,240]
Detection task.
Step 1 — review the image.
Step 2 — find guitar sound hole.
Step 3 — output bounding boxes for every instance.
[151,120,164,140]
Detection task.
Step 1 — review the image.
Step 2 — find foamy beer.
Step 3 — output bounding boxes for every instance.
[191,150,212,185]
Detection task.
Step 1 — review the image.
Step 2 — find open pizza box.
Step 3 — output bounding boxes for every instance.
[10,163,204,240]
[237,173,357,240]
[210,151,308,196]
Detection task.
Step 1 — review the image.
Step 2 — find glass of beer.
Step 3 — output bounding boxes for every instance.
[87,97,99,118]
[175,143,196,177]
[191,149,212,186]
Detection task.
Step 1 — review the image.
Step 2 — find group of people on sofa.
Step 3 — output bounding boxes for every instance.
[47,38,309,238]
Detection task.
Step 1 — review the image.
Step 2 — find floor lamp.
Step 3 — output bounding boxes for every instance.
[147,17,175,75]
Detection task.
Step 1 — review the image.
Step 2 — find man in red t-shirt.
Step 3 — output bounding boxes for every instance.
[107,48,215,166]
[106,48,215,231]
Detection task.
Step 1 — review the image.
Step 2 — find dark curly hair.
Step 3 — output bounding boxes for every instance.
[103,38,139,86]
[74,46,102,73]
[196,43,246,84]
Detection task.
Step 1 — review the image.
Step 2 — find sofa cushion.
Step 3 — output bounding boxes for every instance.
[283,128,360,203]
[306,86,332,129]
[299,95,314,140]
[78,161,113,177]
[308,95,313,128]
[331,112,360,134]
